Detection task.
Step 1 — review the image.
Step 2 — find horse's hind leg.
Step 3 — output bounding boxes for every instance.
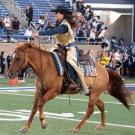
[19,90,40,133]
[73,92,100,133]
[95,98,106,129]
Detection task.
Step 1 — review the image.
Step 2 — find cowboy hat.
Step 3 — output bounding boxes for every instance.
[51,5,72,15]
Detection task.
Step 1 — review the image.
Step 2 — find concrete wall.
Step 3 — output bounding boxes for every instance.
[0,43,102,56]
[107,15,132,42]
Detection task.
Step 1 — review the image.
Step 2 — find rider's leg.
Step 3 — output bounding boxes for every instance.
[67,57,90,95]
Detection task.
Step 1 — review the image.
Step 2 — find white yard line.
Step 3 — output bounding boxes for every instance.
[0,92,135,129]
[0,109,135,129]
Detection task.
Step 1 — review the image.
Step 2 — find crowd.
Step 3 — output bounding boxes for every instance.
[96,40,135,77]
[24,0,108,44]
[0,1,108,43]
[0,15,20,42]
[72,0,108,44]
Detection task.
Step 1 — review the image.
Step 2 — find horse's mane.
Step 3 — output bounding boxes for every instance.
[15,42,49,54]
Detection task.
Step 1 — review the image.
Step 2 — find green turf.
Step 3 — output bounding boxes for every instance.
[0,91,134,135]
[0,77,135,135]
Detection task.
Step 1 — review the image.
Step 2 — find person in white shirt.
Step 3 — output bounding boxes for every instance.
[4,15,11,28]
[114,50,122,75]
[98,26,108,42]
[24,27,32,41]
[3,15,11,42]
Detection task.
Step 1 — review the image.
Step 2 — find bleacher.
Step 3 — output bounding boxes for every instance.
[0,2,9,17]
[0,0,71,42]
[15,0,71,24]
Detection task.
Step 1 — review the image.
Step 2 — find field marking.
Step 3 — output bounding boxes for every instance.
[0,109,134,129]
[0,92,135,106]
[78,111,107,115]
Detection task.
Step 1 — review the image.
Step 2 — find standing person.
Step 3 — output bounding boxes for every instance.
[114,50,122,75]
[33,5,90,95]
[0,51,6,78]
[3,15,11,42]
[12,16,20,32]
[24,27,32,42]
[72,0,77,11]
[6,54,12,69]
[25,5,33,26]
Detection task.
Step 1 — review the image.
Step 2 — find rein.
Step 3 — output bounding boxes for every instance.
[38,40,45,96]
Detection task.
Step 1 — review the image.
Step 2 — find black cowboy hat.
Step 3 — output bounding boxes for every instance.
[51,5,72,15]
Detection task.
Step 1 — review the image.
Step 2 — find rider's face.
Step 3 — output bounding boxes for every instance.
[56,12,64,22]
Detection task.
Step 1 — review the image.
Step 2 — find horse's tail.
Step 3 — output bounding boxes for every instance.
[107,68,132,110]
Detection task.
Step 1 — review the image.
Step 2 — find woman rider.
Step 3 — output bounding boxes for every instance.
[33,5,90,95]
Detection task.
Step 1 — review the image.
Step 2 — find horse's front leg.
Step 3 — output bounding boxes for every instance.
[19,90,41,133]
[38,89,59,129]
[73,92,100,133]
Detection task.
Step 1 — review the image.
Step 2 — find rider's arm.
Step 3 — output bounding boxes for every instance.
[39,24,68,36]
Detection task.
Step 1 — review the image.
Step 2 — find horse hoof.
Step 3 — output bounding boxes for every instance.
[41,123,47,129]
[19,127,28,133]
[41,120,47,129]
[95,124,105,130]
[73,128,80,133]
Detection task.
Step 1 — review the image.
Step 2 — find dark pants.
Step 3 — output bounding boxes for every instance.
[0,64,5,75]
[6,28,11,42]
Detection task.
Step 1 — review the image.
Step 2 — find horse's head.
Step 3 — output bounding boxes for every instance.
[8,43,31,78]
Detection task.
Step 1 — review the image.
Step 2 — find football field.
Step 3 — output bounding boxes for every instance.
[0,78,135,135]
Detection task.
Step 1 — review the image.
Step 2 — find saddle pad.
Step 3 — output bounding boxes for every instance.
[52,52,97,77]
[52,52,64,76]
[80,64,97,77]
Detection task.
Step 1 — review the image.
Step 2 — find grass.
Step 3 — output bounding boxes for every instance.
[0,77,135,135]
[0,77,135,88]
[0,91,134,135]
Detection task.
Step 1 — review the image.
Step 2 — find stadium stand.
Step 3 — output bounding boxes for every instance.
[15,0,71,23]
[0,2,9,17]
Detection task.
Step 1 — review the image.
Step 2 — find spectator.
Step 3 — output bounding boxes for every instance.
[0,51,6,78]
[25,5,33,26]
[89,23,96,43]
[37,15,45,29]
[3,15,11,42]
[24,27,32,41]
[84,5,93,21]
[76,0,85,15]
[98,26,108,42]
[72,0,77,11]
[0,18,4,34]
[6,54,12,69]
[12,16,20,32]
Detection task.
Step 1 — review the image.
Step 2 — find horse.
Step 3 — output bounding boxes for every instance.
[8,43,132,133]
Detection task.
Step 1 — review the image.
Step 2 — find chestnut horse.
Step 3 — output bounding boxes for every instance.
[8,43,131,133]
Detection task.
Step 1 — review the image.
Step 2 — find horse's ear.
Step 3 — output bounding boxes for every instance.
[28,43,32,48]
[26,42,34,48]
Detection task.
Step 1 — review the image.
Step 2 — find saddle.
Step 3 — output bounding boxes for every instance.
[52,45,81,94]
